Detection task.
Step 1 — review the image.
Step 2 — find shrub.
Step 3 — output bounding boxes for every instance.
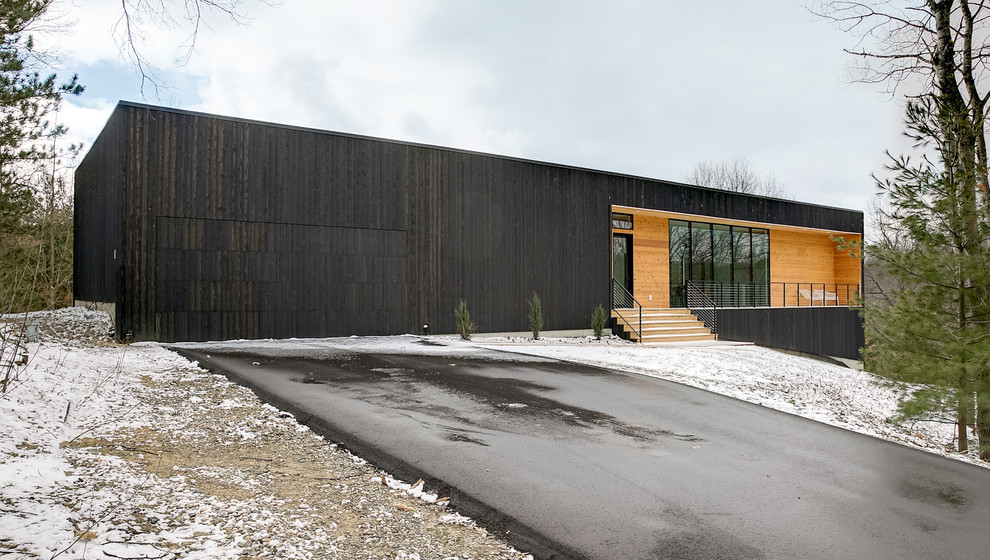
[528,292,543,340]
[454,299,477,340]
[591,304,607,340]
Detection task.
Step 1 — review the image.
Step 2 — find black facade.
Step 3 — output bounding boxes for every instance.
[75,102,864,356]
[718,307,865,360]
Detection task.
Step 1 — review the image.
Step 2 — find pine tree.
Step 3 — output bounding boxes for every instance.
[0,0,82,311]
[528,292,542,340]
[0,0,81,231]
[866,96,990,460]
[454,299,477,341]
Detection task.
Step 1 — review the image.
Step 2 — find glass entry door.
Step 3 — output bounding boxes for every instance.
[613,234,633,297]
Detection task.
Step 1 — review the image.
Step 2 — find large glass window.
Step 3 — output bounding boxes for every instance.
[732,227,752,283]
[669,220,770,307]
[668,220,690,307]
[713,224,732,284]
[752,228,769,306]
[752,228,769,284]
[691,222,712,282]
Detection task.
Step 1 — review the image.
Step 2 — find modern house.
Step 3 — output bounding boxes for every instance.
[74,101,864,359]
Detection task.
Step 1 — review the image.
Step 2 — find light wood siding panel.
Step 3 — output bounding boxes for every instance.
[834,234,862,286]
[770,229,835,283]
[769,229,848,307]
[620,209,669,307]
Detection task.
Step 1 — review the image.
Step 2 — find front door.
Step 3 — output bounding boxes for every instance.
[612,234,633,296]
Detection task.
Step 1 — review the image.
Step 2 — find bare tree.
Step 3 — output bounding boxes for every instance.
[811,1,990,190]
[685,158,787,198]
[113,0,274,94]
[813,1,990,459]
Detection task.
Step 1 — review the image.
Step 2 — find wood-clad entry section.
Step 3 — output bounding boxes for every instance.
[611,205,862,308]
[611,210,670,307]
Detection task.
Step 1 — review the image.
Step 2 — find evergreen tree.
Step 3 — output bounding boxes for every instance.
[528,292,542,340]
[866,96,990,460]
[454,299,477,341]
[816,0,990,462]
[0,0,81,225]
[0,0,82,311]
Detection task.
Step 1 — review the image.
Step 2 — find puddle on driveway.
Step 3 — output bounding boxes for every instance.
[445,431,490,446]
[898,478,968,510]
[219,350,700,446]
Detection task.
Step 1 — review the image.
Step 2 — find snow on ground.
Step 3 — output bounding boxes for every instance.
[472,334,987,468]
[0,309,531,559]
[167,329,986,468]
[2,309,986,558]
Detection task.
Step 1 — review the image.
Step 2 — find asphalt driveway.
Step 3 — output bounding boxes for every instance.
[173,339,990,560]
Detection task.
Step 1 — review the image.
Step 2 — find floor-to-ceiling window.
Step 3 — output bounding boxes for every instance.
[669,219,770,307]
[668,220,690,307]
[690,222,712,284]
[712,224,732,283]
[752,228,769,307]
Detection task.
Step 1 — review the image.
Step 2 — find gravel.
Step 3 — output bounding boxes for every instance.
[1,308,533,560]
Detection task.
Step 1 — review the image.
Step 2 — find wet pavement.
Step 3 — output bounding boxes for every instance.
[174,341,990,560]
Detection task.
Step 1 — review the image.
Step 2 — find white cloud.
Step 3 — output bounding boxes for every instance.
[59,97,117,162]
[48,0,914,212]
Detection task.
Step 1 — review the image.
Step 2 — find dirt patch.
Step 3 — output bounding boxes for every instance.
[59,363,531,559]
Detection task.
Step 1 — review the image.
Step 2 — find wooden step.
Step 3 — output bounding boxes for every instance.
[640,332,717,343]
[640,325,712,336]
[613,308,693,316]
[611,308,716,343]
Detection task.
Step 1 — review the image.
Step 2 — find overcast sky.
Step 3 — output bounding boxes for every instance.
[49,0,912,212]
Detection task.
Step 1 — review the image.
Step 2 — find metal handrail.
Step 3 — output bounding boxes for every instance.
[777,282,861,307]
[611,279,643,342]
[684,282,861,308]
[686,282,717,335]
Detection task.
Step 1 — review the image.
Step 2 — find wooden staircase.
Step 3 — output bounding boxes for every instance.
[611,308,716,343]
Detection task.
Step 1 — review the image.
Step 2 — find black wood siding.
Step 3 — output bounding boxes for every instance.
[75,101,864,353]
[612,180,863,234]
[717,307,865,360]
[73,108,126,326]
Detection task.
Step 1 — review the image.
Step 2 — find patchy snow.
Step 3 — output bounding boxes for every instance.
[175,329,986,467]
[0,310,531,559]
[472,335,986,468]
[2,308,985,558]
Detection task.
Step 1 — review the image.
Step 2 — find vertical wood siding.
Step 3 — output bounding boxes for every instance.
[717,307,865,360]
[75,102,864,354]
[73,109,126,323]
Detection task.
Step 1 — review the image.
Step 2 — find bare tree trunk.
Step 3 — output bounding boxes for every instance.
[958,401,969,452]
[47,189,55,309]
[816,0,990,459]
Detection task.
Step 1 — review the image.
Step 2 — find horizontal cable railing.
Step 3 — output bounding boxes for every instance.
[775,282,861,307]
[686,282,717,334]
[685,282,861,308]
[611,279,643,342]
